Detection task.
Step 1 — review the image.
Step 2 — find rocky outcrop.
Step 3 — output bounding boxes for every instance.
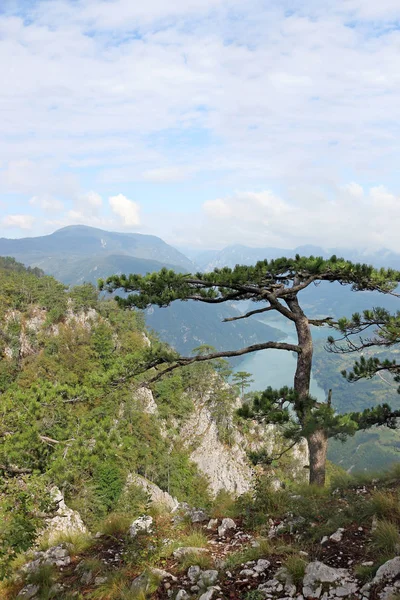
[129,515,153,537]
[180,397,308,497]
[126,473,179,511]
[44,487,87,544]
[133,387,158,415]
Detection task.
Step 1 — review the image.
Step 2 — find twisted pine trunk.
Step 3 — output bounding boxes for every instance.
[286,294,328,487]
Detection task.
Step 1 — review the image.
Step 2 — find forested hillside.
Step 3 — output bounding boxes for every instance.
[0,257,305,582]
[0,257,211,575]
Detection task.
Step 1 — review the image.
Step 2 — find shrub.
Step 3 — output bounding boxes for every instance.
[177,551,213,572]
[100,513,132,537]
[371,520,400,557]
[370,491,400,524]
[284,555,307,589]
[93,464,124,514]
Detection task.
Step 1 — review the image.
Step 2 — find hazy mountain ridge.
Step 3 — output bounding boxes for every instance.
[0,226,284,356]
[190,243,400,272]
[0,225,195,272]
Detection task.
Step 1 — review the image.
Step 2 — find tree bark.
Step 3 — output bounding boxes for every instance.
[307,428,328,486]
[286,294,328,485]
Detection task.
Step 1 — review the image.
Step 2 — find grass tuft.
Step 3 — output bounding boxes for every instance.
[38,531,93,555]
[371,520,400,557]
[99,513,132,537]
[177,551,214,572]
[284,555,307,589]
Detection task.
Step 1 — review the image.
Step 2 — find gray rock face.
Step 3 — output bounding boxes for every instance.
[373,556,400,584]
[21,544,71,574]
[198,569,219,589]
[176,590,190,600]
[16,584,39,599]
[218,518,236,537]
[126,474,179,512]
[302,561,358,599]
[188,565,202,583]
[44,487,88,544]
[129,515,153,537]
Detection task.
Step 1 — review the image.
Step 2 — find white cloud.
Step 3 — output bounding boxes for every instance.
[109,194,140,227]
[79,191,103,208]
[2,214,35,230]
[29,195,65,211]
[342,183,364,198]
[1,1,400,246]
[142,167,194,182]
[187,183,400,251]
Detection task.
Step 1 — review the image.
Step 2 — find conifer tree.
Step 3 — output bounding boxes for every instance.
[101,255,400,486]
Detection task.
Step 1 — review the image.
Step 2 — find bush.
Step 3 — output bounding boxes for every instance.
[371,520,400,557]
[93,464,124,514]
[284,555,307,589]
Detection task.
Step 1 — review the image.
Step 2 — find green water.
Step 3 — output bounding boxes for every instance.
[234,316,327,401]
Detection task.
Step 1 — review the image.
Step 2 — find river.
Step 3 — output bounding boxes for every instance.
[233,315,327,401]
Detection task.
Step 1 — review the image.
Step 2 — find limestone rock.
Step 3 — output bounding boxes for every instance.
[254,559,271,573]
[373,556,400,584]
[190,509,209,523]
[45,487,88,544]
[21,544,71,574]
[133,387,158,415]
[302,561,358,598]
[330,528,345,543]
[126,474,179,512]
[129,515,153,537]
[17,584,39,599]
[188,565,202,582]
[218,518,236,537]
[198,569,219,588]
[199,588,217,600]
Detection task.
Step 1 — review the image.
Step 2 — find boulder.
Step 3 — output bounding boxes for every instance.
[45,487,87,544]
[302,561,358,599]
[16,585,39,599]
[21,544,71,574]
[373,556,400,584]
[129,515,153,537]
[126,474,179,512]
[218,518,236,537]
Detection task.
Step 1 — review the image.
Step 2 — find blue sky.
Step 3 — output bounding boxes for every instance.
[1,0,400,250]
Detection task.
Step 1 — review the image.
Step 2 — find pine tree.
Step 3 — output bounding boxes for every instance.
[100,255,400,486]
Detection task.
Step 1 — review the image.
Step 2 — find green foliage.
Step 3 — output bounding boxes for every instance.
[0,262,214,574]
[176,550,213,572]
[284,555,307,588]
[232,370,254,399]
[0,475,51,578]
[223,538,273,569]
[93,463,124,513]
[371,520,400,557]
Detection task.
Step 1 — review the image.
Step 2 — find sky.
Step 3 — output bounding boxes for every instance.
[1,0,400,250]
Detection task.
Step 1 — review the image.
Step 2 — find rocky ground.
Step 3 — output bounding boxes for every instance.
[7,479,400,600]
